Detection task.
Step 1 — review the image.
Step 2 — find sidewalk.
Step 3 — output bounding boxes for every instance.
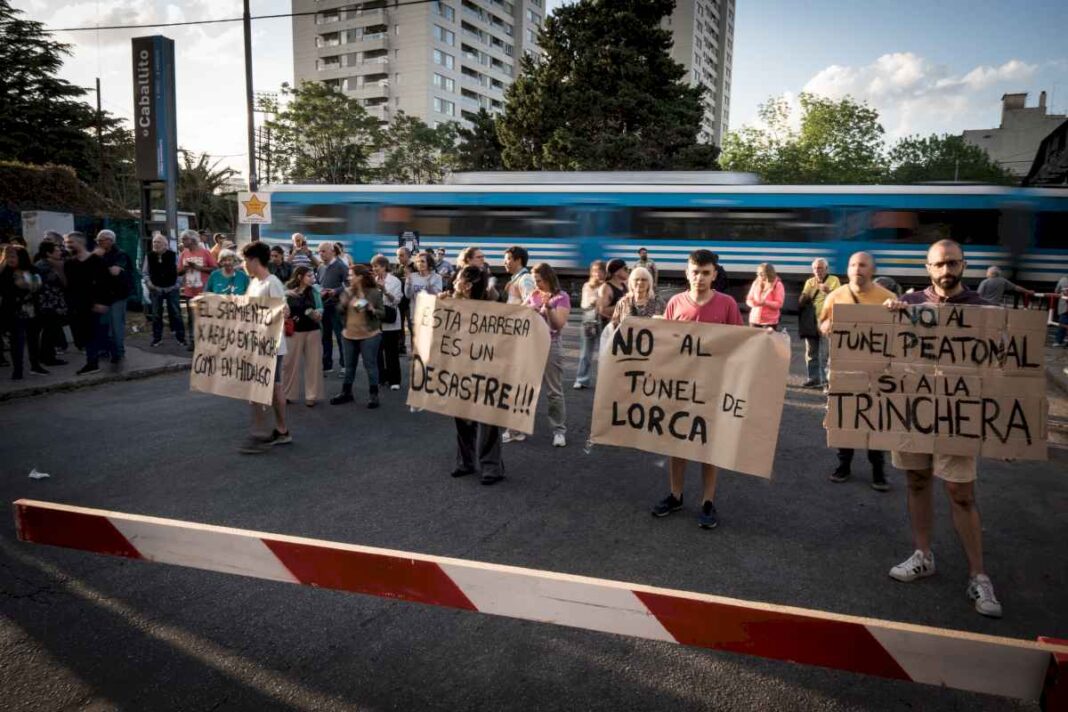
[0,323,191,402]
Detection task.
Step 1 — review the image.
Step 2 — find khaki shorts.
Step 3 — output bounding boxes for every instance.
[891,451,977,483]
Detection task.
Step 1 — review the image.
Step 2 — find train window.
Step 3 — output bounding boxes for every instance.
[269,202,377,236]
[868,210,1000,244]
[402,206,565,239]
[629,208,830,242]
[1034,211,1068,249]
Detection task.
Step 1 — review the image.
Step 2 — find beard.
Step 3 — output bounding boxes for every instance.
[935,273,961,290]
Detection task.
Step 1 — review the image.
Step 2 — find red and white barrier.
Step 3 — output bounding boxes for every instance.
[13,499,1068,707]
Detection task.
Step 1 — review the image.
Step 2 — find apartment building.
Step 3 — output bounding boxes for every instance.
[663,0,735,146]
[292,0,544,128]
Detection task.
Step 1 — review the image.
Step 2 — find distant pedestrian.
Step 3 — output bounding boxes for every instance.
[573,260,605,390]
[874,275,902,296]
[63,232,111,376]
[519,263,571,448]
[283,266,325,407]
[178,229,216,349]
[205,249,250,295]
[330,264,384,409]
[316,242,349,374]
[504,246,536,304]
[652,250,744,530]
[457,246,498,301]
[434,248,455,290]
[143,233,186,347]
[611,266,665,326]
[288,233,319,271]
[404,253,442,305]
[976,265,1032,305]
[372,254,403,391]
[746,262,784,329]
[237,241,291,454]
[631,247,658,285]
[448,265,505,485]
[94,230,133,364]
[210,233,228,262]
[392,247,413,352]
[711,253,729,293]
[268,245,293,283]
[335,241,353,267]
[32,240,69,365]
[820,252,895,491]
[597,259,629,328]
[798,258,839,387]
[0,245,45,379]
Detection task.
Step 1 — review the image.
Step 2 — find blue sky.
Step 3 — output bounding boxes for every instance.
[20,0,1068,176]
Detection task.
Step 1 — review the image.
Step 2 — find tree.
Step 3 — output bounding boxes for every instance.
[265,82,382,184]
[0,1,103,181]
[456,109,504,171]
[497,0,718,171]
[720,93,885,183]
[379,112,459,184]
[178,151,238,231]
[888,133,1016,185]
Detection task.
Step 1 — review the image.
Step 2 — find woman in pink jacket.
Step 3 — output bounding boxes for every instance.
[746,262,784,328]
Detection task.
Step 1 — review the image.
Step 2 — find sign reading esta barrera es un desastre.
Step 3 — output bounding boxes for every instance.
[407,293,551,433]
[590,318,791,478]
[189,294,285,406]
[825,303,1048,460]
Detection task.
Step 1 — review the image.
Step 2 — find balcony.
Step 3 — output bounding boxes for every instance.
[351,82,390,100]
[365,104,391,122]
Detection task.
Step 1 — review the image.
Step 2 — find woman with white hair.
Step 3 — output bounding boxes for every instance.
[610,266,665,326]
[206,248,250,295]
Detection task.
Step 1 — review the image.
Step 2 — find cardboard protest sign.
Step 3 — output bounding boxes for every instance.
[825,304,1048,460]
[406,293,551,433]
[590,318,791,478]
[189,294,285,406]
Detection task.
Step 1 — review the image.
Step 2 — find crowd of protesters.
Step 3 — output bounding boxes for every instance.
[5,227,1068,621]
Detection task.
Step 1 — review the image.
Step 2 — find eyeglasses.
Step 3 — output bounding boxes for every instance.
[927,260,963,270]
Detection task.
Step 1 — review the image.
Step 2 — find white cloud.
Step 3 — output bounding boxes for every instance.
[798,52,1039,138]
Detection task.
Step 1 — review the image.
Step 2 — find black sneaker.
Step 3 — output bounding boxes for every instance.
[267,429,292,446]
[29,366,50,376]
[330,391,354,405]
[238,437,269,455]
[698,501,719,530]
[367,394,380,409]
[871,471,890,492]
[829,467,850,483]
[652,494,684,517]
[150,339,162,347]
[480,472,504,485]
[76,363,101,375]
[450,468,475,478]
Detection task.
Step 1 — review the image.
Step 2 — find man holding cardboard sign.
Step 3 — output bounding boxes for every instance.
[881,239,1005,618]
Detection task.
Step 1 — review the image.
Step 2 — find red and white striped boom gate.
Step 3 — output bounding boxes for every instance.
[13,499,1068,709]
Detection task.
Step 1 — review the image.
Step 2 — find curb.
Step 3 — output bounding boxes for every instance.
[0,361,190,403]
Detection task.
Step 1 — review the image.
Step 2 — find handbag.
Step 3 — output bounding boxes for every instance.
[284,317,296,337]
[382,303,398,323]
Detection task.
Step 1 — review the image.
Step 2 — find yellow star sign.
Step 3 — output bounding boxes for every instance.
[242,193,268,218]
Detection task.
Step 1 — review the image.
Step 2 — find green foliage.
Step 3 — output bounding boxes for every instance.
[379,112,459,184]
[456,109,504,171]
[265,82,382,184]
[178,151,238,231]
[0,1,103,182]
[721,93,885,183]
[888,133,1016,185]
[497,0,718,171]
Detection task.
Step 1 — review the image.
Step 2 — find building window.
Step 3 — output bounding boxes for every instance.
[526,28,536,44]
[436,2,455,21]
[434,97,456,116]
[433,49,455,69]
[434,25,456,46]
[527,10,541,24]
[433,73,456,92]
[530,0,541,6]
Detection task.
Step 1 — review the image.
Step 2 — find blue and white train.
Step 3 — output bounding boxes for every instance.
[255,173,1067,289]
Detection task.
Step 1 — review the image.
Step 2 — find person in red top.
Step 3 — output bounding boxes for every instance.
[177,229,216,350]
[653,249,744,530]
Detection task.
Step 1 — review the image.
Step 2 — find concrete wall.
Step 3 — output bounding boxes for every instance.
[963,92,1067,176]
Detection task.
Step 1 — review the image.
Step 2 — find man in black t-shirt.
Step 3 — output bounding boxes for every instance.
[63,232,111,375]
[95,230,133,364]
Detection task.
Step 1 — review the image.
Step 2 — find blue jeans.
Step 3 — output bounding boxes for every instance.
[574,321,601,386]
[106,299,127,359]
[321,301,345,370]
[804,335,828,383]
[1057,311,1068,345]
[150,289,185,342]
[342,333,382,392]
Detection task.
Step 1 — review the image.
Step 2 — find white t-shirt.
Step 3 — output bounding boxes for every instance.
[247,273,287,356]
[380,273,403,332]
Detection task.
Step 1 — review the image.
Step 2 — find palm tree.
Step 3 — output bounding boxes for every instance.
[177,150,238,232]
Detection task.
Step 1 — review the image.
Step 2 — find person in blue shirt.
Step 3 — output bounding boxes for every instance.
[205,249,250,295]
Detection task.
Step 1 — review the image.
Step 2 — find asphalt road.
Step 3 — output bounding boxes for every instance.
[1,328,1066,711]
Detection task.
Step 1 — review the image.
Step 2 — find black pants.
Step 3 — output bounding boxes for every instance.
[321,301,345,370]
[377,329,402,386]
[398,297,411,352]
[37,313,64,364]
[7,317,42,376]
[455,418,503,477]
[837,448,885,470]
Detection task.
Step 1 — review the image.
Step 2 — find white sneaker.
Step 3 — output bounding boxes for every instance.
[889,550,936,582]
[501,430,526,444]
[572,382,586,390]
[967,574,1003,618]
[553,433,566,447]
[390,384,400,391]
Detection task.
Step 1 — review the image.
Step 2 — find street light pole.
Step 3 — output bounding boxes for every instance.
[243,0,259,241]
